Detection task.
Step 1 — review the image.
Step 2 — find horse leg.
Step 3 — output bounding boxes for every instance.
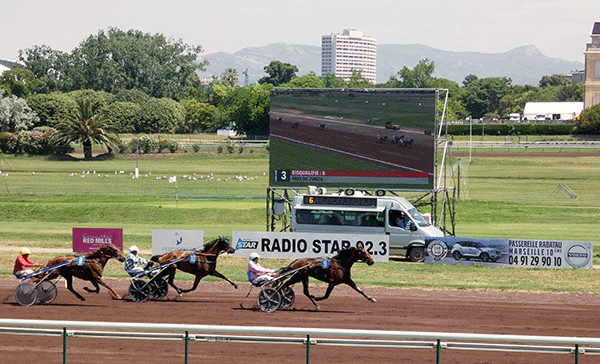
[181,273,207,294]
[280,272,319,310]
[345,279,376,303]
[313,283,337,301]
[164,268,183,295]
[95,278,122,300]
[82,281,100,294]
[64,274,86,301]
[209,270,238,289]
[300,278,319,311]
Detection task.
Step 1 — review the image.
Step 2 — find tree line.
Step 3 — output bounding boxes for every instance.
[1,28,599,159]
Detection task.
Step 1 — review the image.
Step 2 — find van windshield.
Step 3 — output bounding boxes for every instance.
[295,209,384,227]
[407,208,431,227]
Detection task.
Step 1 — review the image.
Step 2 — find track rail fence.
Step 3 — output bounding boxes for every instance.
[2,319,600,364]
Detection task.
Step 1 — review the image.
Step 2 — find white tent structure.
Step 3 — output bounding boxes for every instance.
[523,102,584,121]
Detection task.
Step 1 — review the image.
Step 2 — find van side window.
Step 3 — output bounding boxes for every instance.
[295,209,383,227]
[358,213,381,226]
[296,209,319,224]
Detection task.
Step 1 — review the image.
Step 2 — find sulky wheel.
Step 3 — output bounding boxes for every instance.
[128,279,150,303]
[36,281,57,304]
[15,283,38,307]
[257,288,281,313]
[278,286,295,309]
[149,278,169,300]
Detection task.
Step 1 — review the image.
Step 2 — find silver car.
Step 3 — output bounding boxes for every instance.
[451,241,502,262]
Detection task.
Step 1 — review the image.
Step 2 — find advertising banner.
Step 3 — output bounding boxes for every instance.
[232,231,389,262]
[152,230,204,255]
[72,228,123,254]
[425,237,593,269]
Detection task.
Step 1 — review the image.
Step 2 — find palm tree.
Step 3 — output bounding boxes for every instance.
[53,99,120,159]
[222,68,239,87]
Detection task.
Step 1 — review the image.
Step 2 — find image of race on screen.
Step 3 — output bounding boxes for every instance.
[269,88,437,190]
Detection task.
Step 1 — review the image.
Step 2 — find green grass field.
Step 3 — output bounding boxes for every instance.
[1,145,599,292]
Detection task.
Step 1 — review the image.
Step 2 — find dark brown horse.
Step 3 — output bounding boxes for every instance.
[34,244,126,301]
[279,242,376,310]
[147,236,238,295]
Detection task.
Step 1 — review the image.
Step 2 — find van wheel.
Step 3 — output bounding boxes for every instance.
[408,247,424,262]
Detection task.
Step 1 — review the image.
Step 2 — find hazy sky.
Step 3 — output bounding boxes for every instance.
[1,0,598,63]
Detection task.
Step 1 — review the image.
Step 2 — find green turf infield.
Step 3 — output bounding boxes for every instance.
[1,146,599,292]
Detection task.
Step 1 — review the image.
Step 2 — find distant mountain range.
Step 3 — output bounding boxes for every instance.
[198,43,584,86]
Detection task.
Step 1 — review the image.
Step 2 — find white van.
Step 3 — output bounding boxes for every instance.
[289,192,444,262]
[509,113,521,122]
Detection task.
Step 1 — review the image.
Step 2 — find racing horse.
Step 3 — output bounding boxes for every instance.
[278,242,376,310]
[33,243,126,301]
[147,236,238,295]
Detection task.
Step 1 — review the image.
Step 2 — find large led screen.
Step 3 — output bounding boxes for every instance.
[269,88,437,190]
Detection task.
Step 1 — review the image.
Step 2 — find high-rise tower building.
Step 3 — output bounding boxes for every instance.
[321,29,377,84]
[584,22,600,108]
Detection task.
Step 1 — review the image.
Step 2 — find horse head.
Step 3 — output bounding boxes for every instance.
[355,242,375,266]
[217,236,235,255]
[98,243,126,262]
[202,236,235,256]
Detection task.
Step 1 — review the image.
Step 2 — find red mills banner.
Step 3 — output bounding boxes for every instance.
[72,228,123,253]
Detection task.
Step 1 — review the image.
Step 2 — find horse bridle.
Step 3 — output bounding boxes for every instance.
[86,250,122,268]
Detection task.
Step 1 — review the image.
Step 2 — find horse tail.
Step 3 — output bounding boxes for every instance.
[150,255,162,263]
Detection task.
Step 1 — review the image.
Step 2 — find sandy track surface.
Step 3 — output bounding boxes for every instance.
[2,277,600,363]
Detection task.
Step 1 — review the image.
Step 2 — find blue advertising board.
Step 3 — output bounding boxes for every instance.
[425,237,593,269]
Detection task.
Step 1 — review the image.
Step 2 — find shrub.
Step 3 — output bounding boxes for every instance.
[130,135,158,154]
[0,132,18,153]
[574,103,600,135]
[0,131,29,154]
[224,139,235,154]
[167,139,179,153]
[157,139,169,153]
[157,139,180,153]
[192,143,201,152]
[114,138,129,154]
[25,130,53,155]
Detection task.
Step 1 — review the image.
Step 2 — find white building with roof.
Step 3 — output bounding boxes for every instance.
[522,102,584,121]
[321,29,377,84]
[584,22,600,108]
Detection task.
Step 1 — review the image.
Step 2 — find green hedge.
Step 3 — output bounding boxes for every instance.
[446,123,575,136]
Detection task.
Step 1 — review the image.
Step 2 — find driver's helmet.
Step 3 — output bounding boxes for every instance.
[249,252,260,261]
[129,245,139,254]
[19,247,31,256]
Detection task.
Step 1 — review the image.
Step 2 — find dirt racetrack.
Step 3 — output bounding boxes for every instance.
[2,277,600,364]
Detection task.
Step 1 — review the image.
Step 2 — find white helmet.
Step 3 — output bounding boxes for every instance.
[129,245,139,254]
[249,252,260,261]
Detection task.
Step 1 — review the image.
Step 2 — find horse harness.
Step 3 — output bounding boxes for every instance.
[192,252,217,264]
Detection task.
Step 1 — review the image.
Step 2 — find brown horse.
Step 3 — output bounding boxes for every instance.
[278,242,376,310]
[33,243,126,301]
[147,236,238,295]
